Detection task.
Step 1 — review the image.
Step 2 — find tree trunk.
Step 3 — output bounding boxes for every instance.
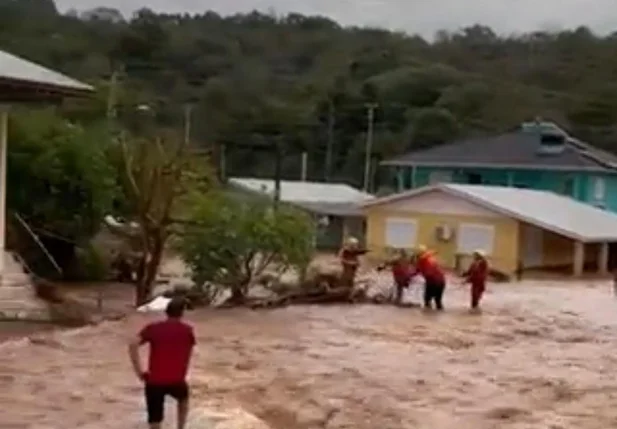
[229,284,246,304]
[134,254,149,306]
[135,279,150,307]
[134,235,166,307]
[144,237,164,288]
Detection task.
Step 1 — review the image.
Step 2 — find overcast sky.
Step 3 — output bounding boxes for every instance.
[54,0,616,38]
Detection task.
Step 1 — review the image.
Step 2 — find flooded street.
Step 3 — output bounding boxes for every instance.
[3,279,617,428]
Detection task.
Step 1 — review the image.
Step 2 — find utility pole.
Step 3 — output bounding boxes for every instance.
[273,136,283,210]
[363,103,378,192]
[106,70,119,121]
[183,104,193,146]
[300,152,308,181]
[325,100,335,181]
[218,143,227,182]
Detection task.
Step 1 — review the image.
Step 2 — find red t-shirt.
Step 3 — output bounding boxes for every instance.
[140,319,196,385]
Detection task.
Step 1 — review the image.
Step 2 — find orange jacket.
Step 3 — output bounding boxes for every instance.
[465,259,488,285]
[413,251,445,283]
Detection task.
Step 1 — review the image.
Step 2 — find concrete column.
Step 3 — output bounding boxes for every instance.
[0,107,8,280]
[395,168,403,192]
[573,241,585,277]
[506,171,514,187]
[342,217,350,245]
[311,215,318,250]
[599,242,609,275]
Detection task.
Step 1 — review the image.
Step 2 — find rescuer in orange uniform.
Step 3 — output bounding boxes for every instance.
[377,249,413,305]
[338,237,363,288]
[462,249,489,312]
[410,245,446,310]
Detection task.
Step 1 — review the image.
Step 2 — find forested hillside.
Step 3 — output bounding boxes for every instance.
[2,0,617,187]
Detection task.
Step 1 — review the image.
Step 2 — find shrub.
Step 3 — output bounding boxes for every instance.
[68,243,109,282]
[178,193,314,304]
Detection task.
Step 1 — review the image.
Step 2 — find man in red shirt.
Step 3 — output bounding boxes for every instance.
[411,246,446,310]
[129,297,196,429]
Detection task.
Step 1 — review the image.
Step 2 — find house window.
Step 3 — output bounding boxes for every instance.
[466,173,483,184]
[593,177,606,201]
[457,223,495,255]
[385,218,417,249]
[428,171,452,185]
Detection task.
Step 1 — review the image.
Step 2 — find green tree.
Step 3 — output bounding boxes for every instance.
[4,7,617,189]
[113,132,211,305]
[436,82,491,123]
[407,107,460,148]
[7,109,116,241]
[179,193,314,304]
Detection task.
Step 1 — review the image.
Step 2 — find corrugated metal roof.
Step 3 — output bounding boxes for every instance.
[0,50,92,92]
[363,183,617,242]
[381,128,617,172]
[294,201,364,217]
[229,177,374,215]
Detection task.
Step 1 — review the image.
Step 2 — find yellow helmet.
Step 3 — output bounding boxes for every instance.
[416,244,427,254]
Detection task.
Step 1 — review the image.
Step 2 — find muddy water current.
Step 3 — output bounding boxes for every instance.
[3,279,617,428]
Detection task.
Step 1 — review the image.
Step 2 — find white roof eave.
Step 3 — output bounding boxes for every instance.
[363,183,617,243]
[0,50,93,93]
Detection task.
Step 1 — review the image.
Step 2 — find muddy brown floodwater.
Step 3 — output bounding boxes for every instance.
[3,278,617,429]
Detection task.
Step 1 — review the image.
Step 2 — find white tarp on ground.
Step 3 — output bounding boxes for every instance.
[187,407,271,429]
[137,296,171,312]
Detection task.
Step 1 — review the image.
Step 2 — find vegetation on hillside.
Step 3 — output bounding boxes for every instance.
[3,0,617,189]
[3,0,617,292]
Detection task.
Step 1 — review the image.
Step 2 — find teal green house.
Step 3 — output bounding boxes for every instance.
[381,121,617,212]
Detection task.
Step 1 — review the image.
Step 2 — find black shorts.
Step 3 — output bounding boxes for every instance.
[145,382,189,424]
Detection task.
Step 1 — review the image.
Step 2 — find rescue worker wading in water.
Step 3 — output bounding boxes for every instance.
[462,249,489,312]
[377,249,413,305]
[410,245,446,310]
[338,237,363,288]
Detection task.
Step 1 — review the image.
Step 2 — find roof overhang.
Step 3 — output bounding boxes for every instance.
[379,160,616,173]
[0,50,93,103]
[228,181,368,217]
[361,184,617,243]
[294,201,365,217]
[0,77,93,103]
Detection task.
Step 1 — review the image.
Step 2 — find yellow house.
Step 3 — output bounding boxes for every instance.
[361,184,617,277]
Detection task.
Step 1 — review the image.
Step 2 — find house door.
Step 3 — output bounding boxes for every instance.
[522,224,543,268]
[466,173,483,184]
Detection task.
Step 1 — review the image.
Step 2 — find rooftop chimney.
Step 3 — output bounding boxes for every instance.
[521,119,567,155]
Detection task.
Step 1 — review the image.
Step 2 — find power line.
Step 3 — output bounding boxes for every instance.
[363,103,377,191]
